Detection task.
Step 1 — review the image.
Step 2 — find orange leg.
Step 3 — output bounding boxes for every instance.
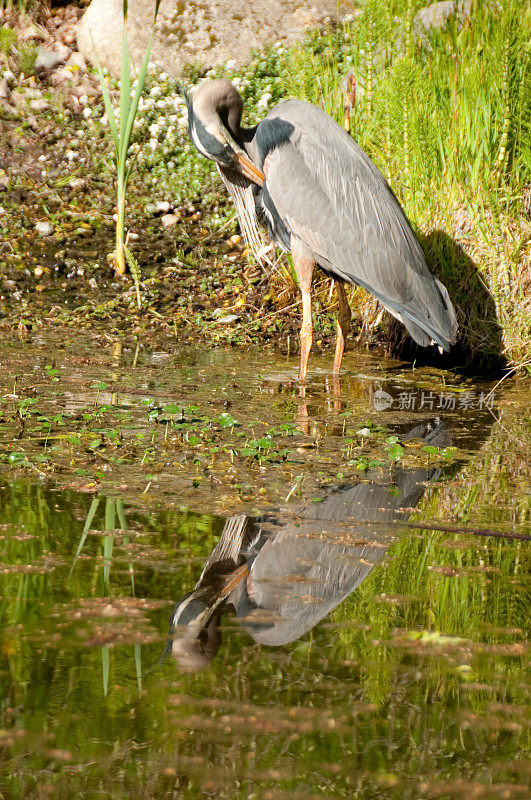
[291,239,315,383]
[333,280,351,375]
[299,284,313,382]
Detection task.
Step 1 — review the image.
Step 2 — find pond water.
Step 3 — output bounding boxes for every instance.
[0,333,529,799]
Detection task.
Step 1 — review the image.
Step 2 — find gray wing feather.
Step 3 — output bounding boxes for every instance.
[263,100,457,349]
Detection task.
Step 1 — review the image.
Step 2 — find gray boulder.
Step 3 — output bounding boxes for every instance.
[414,0,471,41]
[77,0,355,79]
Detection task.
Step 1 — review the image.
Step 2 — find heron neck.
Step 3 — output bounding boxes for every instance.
[239,124,259,164]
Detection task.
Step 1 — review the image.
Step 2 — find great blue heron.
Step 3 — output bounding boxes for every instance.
[186,79,458,380]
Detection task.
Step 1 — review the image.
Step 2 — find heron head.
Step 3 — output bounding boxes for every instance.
[187,79,264,186]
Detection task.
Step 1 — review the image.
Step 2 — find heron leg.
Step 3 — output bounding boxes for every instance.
[291,239,315,383]
[333,281,351,375]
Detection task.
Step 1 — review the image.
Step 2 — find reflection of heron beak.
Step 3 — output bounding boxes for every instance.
[174,563,250,637]
[234,152,264,186]
[197,563,249,627]
[221,562,249,598]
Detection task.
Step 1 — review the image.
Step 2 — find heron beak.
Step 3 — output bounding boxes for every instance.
[234,152,264,186]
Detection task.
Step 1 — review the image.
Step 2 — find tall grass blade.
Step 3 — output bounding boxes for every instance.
[120,32,156,175]
[103,499,115,590]
[89,35,119,151]
[119,26,131,156]
[102,646,110,697]
[135,643,142,694]
[116,498,135,595]
[70,497,100,575]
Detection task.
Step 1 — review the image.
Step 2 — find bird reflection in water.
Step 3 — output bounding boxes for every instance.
[169,421,451,671]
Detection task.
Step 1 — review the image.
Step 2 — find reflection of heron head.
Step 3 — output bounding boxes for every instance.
[169,590,224,672]
[171,620,222,672]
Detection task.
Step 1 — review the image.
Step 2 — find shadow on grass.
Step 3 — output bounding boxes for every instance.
[388,229,505,378]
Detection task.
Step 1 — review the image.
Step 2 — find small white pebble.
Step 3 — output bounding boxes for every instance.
[35,221,54,236]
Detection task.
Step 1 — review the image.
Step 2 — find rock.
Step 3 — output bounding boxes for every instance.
[35,221,54,236]
[23,87,43,100]
[62,32,77,47]
[3,70,16,85]
[0,79,8,99]
[35,46,65,72]
[30,99,49,112]
[414,0,471,40]
[215,314,240,325]
[70,83,94,98]
[20,24,47,43]
[2,280,17,291]
[11,91,27,110]
[49,67,78,86]
[146,200,172,216]
[161,213,180,228]
[26,116,39,132]
[55,43,72,61]
[66,51,87,72]
[77,0,355,79]
[69,177,86,189]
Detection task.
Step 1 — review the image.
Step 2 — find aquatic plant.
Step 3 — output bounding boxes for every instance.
[92,0,162,276]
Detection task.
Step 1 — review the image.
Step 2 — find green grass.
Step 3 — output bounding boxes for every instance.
[278,0,530,368]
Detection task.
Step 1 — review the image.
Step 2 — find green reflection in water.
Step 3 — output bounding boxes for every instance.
[0,409,529,800]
